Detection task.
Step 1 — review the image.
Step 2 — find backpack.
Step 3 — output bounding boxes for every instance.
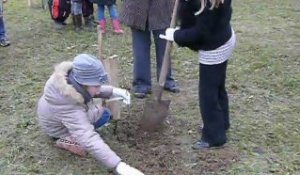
[48,0,71,22]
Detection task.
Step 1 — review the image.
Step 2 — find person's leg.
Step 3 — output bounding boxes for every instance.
[97,4,106,33]
[107,4,117,20]
[90,1,95,21]
[53,13,69,30]
[0,17,6,40]
[71,0,83,15]
[0,1,6,41]
[0,0,3,18]
[131,27,152,98]
[194,62,227,149]
[0,16,9,47]
[82,0,93,17]
[93,108,111,129]
[55,135,87,156]
[218,61,230,131]
[82,0,94,30]
[152,29,179,93]
[71,1,83,31]
[97,4,105,21]
[108,5,123,34]
[53,20,65,30]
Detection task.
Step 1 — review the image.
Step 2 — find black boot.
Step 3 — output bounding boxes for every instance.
[72,15,77,31]
[77,15,83,31]
[84,15,94,31]
[73,14,83,32]
[91,15,98,25]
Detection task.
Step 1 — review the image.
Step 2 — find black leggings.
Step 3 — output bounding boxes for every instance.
[199,61,229,146]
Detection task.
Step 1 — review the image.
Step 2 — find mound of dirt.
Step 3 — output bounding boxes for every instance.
[106,107,240,174]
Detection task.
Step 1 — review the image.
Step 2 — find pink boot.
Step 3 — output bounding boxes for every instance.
[111,19,124,34]
[98,19,106,34]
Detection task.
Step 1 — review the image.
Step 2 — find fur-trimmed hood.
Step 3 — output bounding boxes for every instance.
[43,61,85,105]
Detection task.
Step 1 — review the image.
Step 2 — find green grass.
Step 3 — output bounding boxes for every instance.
[0,0,299,174]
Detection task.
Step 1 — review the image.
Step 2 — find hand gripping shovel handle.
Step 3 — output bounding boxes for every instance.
[157,0,180,99]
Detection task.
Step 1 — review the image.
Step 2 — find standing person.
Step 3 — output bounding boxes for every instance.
[37,54,144,175]
[90,0,123,34]
[160,0,236,149]
[71,0,83,31]
[119,0,180,98]
[0,0,10,47]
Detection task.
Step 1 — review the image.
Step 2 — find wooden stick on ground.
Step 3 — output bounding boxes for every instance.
[27,0,32,7]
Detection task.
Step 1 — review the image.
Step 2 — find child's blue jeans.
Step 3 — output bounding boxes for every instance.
[94,108,111,129]
[97,4,118,21]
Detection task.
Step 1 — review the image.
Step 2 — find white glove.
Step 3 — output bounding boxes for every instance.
[115,162,144,175]
[112,88,131,105]
[159,27,179,41]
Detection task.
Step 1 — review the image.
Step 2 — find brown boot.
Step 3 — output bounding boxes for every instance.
[111,19,124,34]
[55,136,87,157]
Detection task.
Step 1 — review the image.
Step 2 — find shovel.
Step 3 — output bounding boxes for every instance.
[141,0,180,131]
[97,28,122,120]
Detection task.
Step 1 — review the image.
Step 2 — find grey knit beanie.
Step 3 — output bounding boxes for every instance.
[72,54,108,86]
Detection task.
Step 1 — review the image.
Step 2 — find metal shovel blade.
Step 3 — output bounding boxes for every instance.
[140,99,171,131]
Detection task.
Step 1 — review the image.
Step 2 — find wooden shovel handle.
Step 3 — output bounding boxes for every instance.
[28,0,32,7]
[97,27,103,60]
[158,0,180,88]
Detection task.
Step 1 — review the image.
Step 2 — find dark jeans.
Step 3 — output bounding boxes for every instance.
[0,17,6,40]
[199,61,229,146]
[82,0,94,18]
[131,27,176,91]
[0,2,5,40]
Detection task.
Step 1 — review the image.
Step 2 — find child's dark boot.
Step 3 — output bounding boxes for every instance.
[84,15,95,31]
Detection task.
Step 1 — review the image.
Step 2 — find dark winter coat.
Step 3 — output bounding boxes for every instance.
[89,0,116,6]
[174,0,232,51]
[119,0,175,31]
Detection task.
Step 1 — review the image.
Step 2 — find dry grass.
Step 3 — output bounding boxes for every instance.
[0,0,299,174]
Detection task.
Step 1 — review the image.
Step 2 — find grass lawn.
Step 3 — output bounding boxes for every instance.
[0,0,299,174]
